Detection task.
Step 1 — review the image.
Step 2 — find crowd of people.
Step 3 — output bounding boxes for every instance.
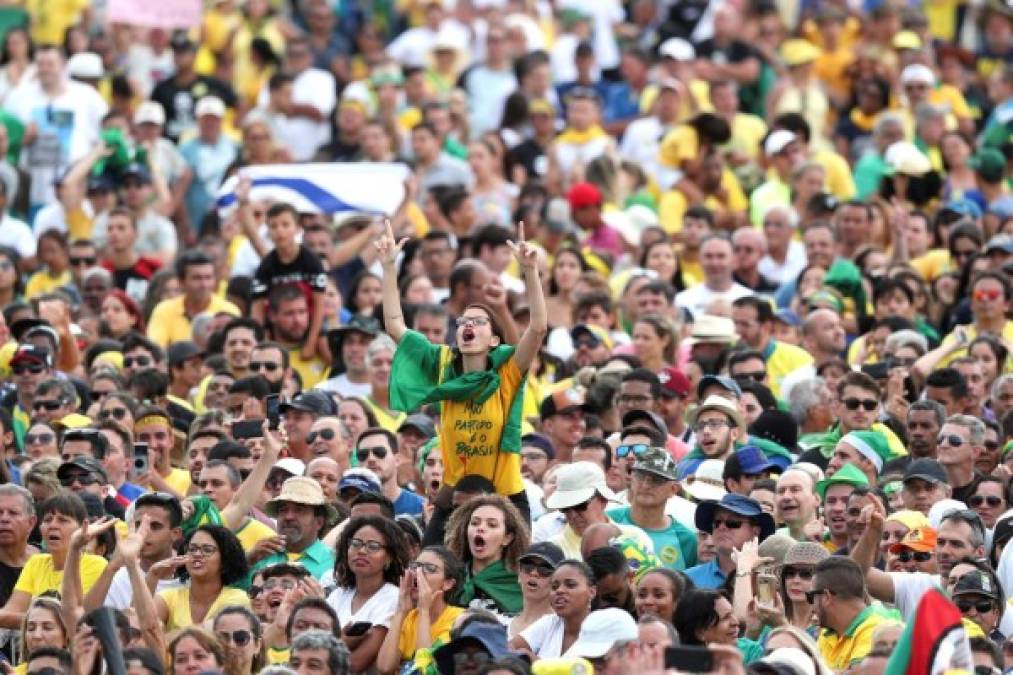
[0,0,1007,674]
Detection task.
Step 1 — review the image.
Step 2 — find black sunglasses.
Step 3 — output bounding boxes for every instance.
[955,598,995,614]
[250,361,281,372]
[843,398,878,411]
[307,428,337,444]
[60,474,98,487]
[70,256,97,266]
[356,446,388,462]
[100,408,130,420]
[25,433,55,445]
[969,495,1004,508]
[12,363,45,375]
[804,588,829,604]
[733,371,766,383]
[895,550,933,563]
[782,566,814,580]
[937,434,966,447]
[561,499,593,514]
[519,561,554,578]
[32,400,63,411]
[124,356,152,368]
[216,629,252,646]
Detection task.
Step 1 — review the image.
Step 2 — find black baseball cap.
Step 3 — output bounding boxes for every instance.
[519,542,565,568]
[167,341,202,368]
[279,391,336,416]
[903,458,947,485]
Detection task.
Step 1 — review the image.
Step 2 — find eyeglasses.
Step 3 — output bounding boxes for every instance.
[186,544,219,557]
[60,473,98,487]
[561,499,593,514]
[519,561,554,578]
[713,517,745,530]
[349,538,385,553]
[408,561,441,574]
[25,433,54,445]
[100,408,129,421]
[356,446,388,462]
[955,598,996,614]
[124,356,152,368]
[455,316,490,328]
[12,363,45,375]
[973,288,1002,302]
[263,578,298,591]
[969,495,1004,508]
[886,357,917,369]
[306,428,336,444]
[574,338,599,349]
[804,589,828,604]
[250,361,281,372]
[843,398,878,411]
[693,419,731,432]
[32,400,63,412]
[937,434,967,447]
[782,566,814,580]
[616,394,653,406]
[616,443,649,459]
[216,630,252,646]
[733,371,766,383]
[70,256,97,266]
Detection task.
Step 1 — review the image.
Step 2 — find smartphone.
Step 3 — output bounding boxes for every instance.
[664,646,713,672]
[861,362,889,380]
[233,419,265,440]
[266,394,280,431]
[132,443,149,477]
[757,574,777,605]
[343,621,372,637]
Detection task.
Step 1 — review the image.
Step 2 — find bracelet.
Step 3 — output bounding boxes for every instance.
[736,572,750,578]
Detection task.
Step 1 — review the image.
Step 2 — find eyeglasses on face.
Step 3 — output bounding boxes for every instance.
[895,550,932,563]
[712,517,745,530]
[616,443,649,459]
[250,361,281,372]
[25,433,55,445]
[13,363,45,375]
[124,356,152,368]
[100,408,129,420]
[519,561,554,578]
[70,256,97,266]
[955,598,995,614]
[455,316,490,328]
[561,499,593,514]
[694,419,731,432]
[60,473,98,487]
[33,400,63,411]
[969,495,1004,508]
[843,398,878,411]
[937,434,967,447]
[306,428,337,444]
[348,538,385,553]
[186,544,219,557]
[355,446,388,462]
[733,371,766,383]
[408,560,441,574]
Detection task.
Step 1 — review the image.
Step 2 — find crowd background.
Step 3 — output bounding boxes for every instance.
[0,0,1005,674]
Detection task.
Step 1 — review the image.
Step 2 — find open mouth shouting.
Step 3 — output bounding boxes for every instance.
[461,326,476,346]
[471,533,488,557]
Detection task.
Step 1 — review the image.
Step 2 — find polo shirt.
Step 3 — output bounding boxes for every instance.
[147,294,241,347]
[684,559,728,590]
[816,605,887,671]
[252,538,335,581]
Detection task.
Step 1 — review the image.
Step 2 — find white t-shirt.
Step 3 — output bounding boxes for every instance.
[315,373,371,398]
[557,0,623,69]
[105,567,181,610]
[531,511,566,543]
[0,214,35,258]
[326,583,399,629]
[520,613,566,659]
[675,282,754,319]
[758,241,807,286]
[91,208,177,259]
[259,68,336,162]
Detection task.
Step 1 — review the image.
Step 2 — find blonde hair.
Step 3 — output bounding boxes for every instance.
[766,625,834,675]
[20,597,68,658]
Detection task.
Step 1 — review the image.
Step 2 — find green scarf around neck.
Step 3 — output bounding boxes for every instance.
[459,559,523,614]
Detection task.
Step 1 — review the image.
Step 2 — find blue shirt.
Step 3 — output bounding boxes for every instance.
[685,559,727,589]
[607,506,698,571]
[393,489,425,517]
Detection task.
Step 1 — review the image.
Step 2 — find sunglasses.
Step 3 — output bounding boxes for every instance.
[519,561,554,578]
[782,566,814,580]
[955,598,995,614]
[60,474,97,487]
[12,363,45,375]
[713,517,745,530]
[937,434,966,447]
[306,428,337,444]
[895,550,932,563]
[216,630,252,646]
[124,356,152,368]
[100,408,129,421]
[562,499,593,514]
[843,398,878,411]
[616,443,649,459]
[25,433,54,445]
[250,361,281,372]
[734,371,767,383]
[973,289,1002,302]
[249,585,262,597]
[32,400,63,411]
[356,446,388,462]
[408,561,441,574]
[574,338,600,349]
[969,495,1004,508]
[70,256,97,266]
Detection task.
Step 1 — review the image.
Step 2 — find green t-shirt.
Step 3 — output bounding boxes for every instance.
[606,506,698,571]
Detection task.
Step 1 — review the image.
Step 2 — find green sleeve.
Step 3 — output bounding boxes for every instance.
[389,330,445,412]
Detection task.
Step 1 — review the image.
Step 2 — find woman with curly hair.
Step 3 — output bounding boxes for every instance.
[445,494,529,616]
[151,525,250,631]
[326,515,409,673]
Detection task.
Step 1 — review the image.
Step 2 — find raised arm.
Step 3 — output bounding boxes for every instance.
[376,572,414,675]
[509,222,547,372]
[850,494,895,603]
[220,421,283,529]
[61,517,117,631]
[376,219,409,343]
[120,517,167,657]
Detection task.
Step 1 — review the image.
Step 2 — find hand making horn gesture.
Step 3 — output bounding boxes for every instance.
[507,221,537,270]
[375,219,408,267]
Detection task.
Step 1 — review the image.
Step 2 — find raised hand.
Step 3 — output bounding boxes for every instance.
[396,570,414,614]
[507,222,537,269]
[117,515,151,563]
[70,516,118,551]
[416,568,436,611]
[235,175,253,205]
[148,554,189,581]
[482,277,508,311]
[374,219,407,267]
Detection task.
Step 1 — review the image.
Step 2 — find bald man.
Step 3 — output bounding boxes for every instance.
[306,457,341,502]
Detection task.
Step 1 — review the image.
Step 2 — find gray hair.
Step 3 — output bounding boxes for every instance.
[946,414,986,446]
[884,329,928,356]
[788,377,828,425]
[762,204,800,228]
[991,374,1013,402]
[190,312,214,344]
[82,266,112,284]
[366,334,396,361]
[36,378,77,406]
[908,399,946,426]
[0,484,34,517]
[915,102,946,125]
[291,630,349,675]
[874,112,905,138]
[638,614,679,645]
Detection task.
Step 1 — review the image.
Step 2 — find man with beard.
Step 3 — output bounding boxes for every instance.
[774,469,820,542]
[816,465,869,553]
[317,315,379,397]
[249,341,290,395]
[811,557,887,670]
[221,318,263,380]
[568,324,612,369]
[883,400,945,474]
[281,392,334,463]
[267,284,327,389]
[540,389,587,463]
[197,457,277,554]
[685,493,774,589]
[520,434,553,486]
[677,396,745,479]
[252,476,337,581]
[731,296,813,398]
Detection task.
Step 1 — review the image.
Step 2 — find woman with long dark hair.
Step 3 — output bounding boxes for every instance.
[509,560,596,658]
[380,220,547,541]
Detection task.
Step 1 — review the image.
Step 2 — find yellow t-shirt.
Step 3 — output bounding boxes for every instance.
[398,606,466,661]
[164,467,192,497]
[235,518,277,553]
[287,347,328,391]
[812,148,857,201]
[364,397,409,435]
[766,341,814,399]
[25,270,73,299]
[726,113,768,161]
[14,553,107,597]
[147,295,241,347]
[24,0,88,44]
[938,321,1013,369]
[159,586,251,632]
[909,248,951,282]
[658,124,698,170]
[658,169,747,234]
[267,648,290,665]
[817,606,888,671]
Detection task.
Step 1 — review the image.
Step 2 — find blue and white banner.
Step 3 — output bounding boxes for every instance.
[216,162,411,217]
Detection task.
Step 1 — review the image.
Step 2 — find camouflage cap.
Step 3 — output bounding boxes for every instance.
[632,447,679,482]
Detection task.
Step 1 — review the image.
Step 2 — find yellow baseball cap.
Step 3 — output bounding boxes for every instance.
[781,39,820,67]
[892,30,923,50]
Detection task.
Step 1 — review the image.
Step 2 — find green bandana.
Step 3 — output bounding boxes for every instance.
[180,495,224,538]
[458,560,523,614]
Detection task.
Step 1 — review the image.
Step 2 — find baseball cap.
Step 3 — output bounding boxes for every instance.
[166,341,202,368]
[170,33,197,51]
[122,162,152,184]
[398,414,436,439]
[134,101,166,126]
[774,309,801,327]
[570,323,613,350]
[566,182,602,210]
[968,147,1006,182]
[884,141,931,177]
[195,96,226,118]
[10,344,52,368]
[764,130,797,156]
[697,374,743,400]
[338,469,382,496]
[67,52,104,79]
[658,37,695,61]
[539,388,586,420]
[903,458,947,485]
[952,570,1001,601]
[901,63,936,85]
[658,367,690,398]
[621,409,668,437]
[734,446,776,475]
[272,458,305,477]
[57,456,109,484]
[519,542,565,569]
[279,391,335,416]
[632,447,679,482]
[888,526,937,554]
[521,433,555,460]
[563,608,638,659]
[780,39,820,67]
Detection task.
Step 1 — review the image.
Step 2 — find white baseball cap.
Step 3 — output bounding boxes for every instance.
[659,37,695,62]
[195,96,226,118]
[134,101,166,126]
[764,129,797,156]
[273,458,306,477]
[545,462,618,510]
[67,52,104,79]
[563,608,639,659]
[901,63,936,86]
